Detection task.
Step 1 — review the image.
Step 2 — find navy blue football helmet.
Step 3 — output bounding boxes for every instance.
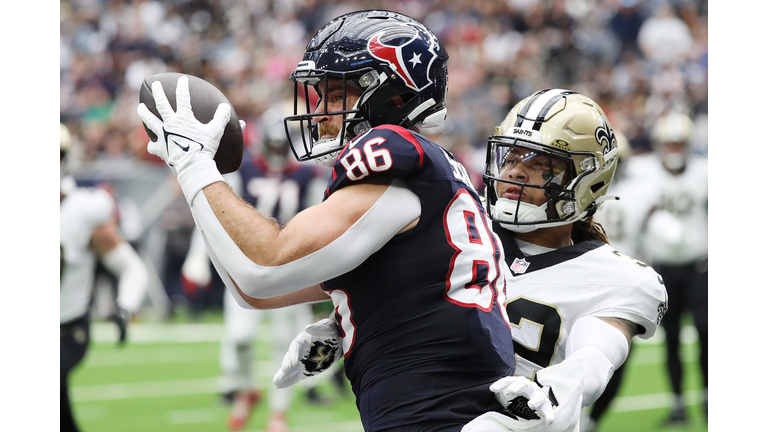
[285,10,449,166]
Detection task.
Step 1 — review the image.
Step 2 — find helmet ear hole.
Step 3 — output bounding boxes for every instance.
[386,92,415,108]
[590,181,605,194]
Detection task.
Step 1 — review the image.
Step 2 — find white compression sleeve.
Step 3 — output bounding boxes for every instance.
[190,179,422,301]
[101,242,149,314]
[563,316,630,407]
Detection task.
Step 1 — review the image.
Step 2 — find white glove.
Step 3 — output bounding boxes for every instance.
[490,376,555,425]
[272,317,342,389]
[137,76,231,172]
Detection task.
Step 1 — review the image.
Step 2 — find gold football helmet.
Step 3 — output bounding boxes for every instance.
[483,89,619,232]
[651,111,693,172]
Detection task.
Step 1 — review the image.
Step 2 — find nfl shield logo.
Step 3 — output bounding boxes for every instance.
[510,258,530,274]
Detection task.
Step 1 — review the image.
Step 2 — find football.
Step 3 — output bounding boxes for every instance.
[139,72,243,174]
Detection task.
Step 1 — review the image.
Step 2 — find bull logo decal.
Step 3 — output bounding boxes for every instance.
[367,24,438,92]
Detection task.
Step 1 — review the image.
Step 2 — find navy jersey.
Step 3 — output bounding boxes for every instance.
[238,150,324,223]
[322,126,516,432]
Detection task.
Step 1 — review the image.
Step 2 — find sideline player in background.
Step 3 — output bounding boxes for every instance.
[138,10,517,431]
[632,111,708,426]
[277,90,669,432]
[60,124,149,432]
[183,105,329,431]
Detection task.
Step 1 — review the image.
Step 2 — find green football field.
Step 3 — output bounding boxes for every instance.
[70,312,708,432]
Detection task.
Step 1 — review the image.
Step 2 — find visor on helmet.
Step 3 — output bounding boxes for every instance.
[484,137,580,230]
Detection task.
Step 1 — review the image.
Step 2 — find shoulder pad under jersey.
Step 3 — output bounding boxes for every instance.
[326,125,425,197]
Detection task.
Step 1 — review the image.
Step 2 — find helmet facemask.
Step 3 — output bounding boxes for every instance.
[485,138,581,232]
[286,66,387,167]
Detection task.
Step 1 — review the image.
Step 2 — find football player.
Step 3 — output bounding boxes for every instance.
[466,90,668,431]
[631,111,708,426]
[60,124,149,432]
[138,10,517,432]
[274,91,669,432]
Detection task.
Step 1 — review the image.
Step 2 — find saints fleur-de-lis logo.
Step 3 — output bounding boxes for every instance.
[594,121,617,155]
[301,339,339,373]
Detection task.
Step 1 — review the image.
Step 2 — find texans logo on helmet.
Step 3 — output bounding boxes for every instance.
[367,23,438,92]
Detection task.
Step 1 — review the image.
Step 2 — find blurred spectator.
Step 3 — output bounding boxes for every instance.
[638,1,693,67]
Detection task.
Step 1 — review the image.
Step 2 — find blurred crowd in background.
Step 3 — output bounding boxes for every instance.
[59,0,708,318]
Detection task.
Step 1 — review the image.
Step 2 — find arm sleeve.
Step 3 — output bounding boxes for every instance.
[190,178,421,302]
[100,242,149,314]
[561,316,629,407]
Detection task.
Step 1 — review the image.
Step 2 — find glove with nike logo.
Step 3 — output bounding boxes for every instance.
[273,316,342,389]
[137,76,232,205]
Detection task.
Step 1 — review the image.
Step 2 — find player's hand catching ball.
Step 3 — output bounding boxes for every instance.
[137,76,230,173]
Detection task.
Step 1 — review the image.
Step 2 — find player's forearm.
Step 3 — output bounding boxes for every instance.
[202,181,284,265]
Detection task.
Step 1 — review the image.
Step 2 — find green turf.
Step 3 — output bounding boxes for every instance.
[70,317,707,432]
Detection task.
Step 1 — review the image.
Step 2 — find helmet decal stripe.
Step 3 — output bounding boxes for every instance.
[515,90,547,127]
[517,89,574,131]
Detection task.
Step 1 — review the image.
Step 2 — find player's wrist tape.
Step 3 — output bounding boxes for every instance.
[177,158,225,206]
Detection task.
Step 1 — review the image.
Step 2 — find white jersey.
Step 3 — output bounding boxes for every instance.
[60,187,115,323]
[594,171,657,260]
[494,227,668,379]
[629,154,708,265]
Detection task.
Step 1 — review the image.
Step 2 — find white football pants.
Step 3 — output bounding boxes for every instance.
[219,291,314,412]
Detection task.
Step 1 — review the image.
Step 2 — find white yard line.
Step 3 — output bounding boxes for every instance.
[72,377,219,402]
[91,322,225,343]
[612,389,704,412]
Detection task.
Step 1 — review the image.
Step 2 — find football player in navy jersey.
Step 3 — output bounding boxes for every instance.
[138,10,516,432]
[277,91,670,432]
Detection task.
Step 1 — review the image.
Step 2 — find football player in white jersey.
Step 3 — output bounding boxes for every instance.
[271,90,669,432]
[631,112,708,426]
[461,89,669,432]
[60,124,149,432]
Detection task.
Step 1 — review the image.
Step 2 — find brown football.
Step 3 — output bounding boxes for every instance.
[139,72,243,174]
